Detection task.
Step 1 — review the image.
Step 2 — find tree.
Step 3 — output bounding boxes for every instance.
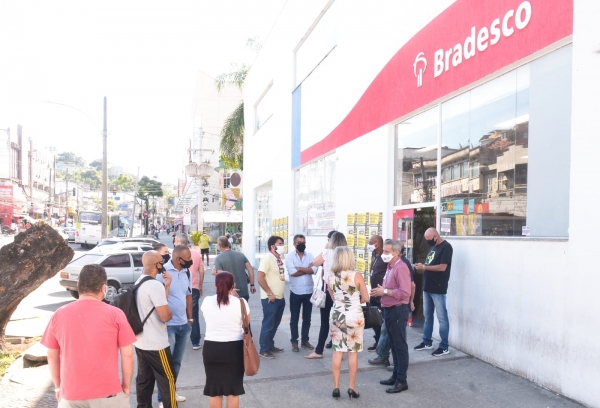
[0,224,73,351]
[137,176,163,198]
[57,152,86,167]
[76,169,102,190]
[89,159,103,171]
[109,174,135,192]
[108,199,116,212]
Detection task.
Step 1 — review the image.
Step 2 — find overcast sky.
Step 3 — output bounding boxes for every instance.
[0,0,287,183]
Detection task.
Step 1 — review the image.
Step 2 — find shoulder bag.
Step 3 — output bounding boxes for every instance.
[240,299,260,376]
[362,301,383,329]
[310,266,327,308]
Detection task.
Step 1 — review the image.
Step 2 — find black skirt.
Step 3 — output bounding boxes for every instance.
[203,340,245,397]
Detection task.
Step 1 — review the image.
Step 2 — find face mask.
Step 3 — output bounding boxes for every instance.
[367,244,376,253]
[296,242,306,253]
[381,253,393,263]
[276,245,285,255]
[156,262,166,273]
[426,238,437,247]
[162,254,171,264]
[180,258,193,269]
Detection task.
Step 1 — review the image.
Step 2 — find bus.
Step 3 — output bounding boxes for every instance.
[75,211,122,247]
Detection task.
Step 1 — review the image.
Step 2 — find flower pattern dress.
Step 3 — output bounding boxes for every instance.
[328,271,364,352]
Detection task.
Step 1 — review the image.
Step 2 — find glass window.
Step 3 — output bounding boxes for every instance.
[395,107,439,205]
[132,253,144,267]
[68,254,103,266]
[295,154,336,235]
[223,172,231,189]
[101,254,131,268]
[255,84,274,131]
[255,182,273,255]
[440,45,571,237]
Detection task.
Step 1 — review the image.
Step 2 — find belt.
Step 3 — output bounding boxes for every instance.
[382,304,408,309]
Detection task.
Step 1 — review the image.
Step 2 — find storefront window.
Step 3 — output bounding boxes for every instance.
[440,45,571,237]
[395,106,439,206]
[254,182,272,255]
[295,153,336,236]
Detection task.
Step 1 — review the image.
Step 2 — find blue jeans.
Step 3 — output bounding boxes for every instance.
[157,323,191,403]
[259,298,285,353]
[376,320,390,360]
[422,291,449,350]
[289,292,312,344]
[191,288,201,346]
[384,304,410,384]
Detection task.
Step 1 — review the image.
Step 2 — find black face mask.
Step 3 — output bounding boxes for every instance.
[180,258,193,269]
[156,262,166,273]
[162,254,171,264]
[296,242,306,253]
[426,238,437,247]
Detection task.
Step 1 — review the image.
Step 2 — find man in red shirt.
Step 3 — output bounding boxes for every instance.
[42,264,137,407]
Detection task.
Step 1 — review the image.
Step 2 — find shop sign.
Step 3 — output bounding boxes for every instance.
[307,209,335,235]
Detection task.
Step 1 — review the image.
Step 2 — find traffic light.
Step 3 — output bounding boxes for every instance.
[112,186,117,196]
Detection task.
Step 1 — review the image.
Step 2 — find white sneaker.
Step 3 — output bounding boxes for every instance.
[193,344,202,350]
[176,394,186,402]
[158,403,163,408]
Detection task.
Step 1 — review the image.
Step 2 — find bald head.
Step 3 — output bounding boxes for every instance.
[142,250,163,277]
[424,228,442,246]
[368,235,384,255]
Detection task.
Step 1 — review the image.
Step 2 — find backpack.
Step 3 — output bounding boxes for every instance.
[110,275,156,335]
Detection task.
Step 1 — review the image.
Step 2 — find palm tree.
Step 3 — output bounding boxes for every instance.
[215,64,248,170]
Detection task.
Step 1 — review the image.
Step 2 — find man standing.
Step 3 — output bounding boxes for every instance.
[199,230,211,265]
[173,233,204,350]
[285,234,317,352]
[213,236,256,301]
[366,235,385,354]
[42,264,136,408]
[414,227,453,357]
[371,239,412,394]
[155,246,194,406]
[135,251,178,408]
[257,235,286,359]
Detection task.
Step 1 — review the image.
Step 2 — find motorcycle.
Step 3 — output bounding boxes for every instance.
[1,226,17,236]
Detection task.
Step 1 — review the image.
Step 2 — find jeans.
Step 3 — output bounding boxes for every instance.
[157,323,191,403]
[384,304,410,384]
[259,298,285,353]
[191,288,201,346]
[315,286,334,355]
[422,291,449,350]
[289,292,313,344]
[376,320,390,360]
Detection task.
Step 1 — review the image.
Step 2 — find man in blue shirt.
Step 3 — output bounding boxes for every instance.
[285,234,317,352]
[155,245,193,406]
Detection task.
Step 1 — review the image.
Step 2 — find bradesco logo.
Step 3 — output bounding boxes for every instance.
[414,1,533,87]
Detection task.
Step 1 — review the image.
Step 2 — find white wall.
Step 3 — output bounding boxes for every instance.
[243,1,600,405]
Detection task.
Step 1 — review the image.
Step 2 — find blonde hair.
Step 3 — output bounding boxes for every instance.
[331,246,355,276]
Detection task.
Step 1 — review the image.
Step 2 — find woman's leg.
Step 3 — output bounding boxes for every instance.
[315,292,333,354]
[332,351,343,388]
[225,395,240,408]
[209,396,223,408]
[347,352,358,390]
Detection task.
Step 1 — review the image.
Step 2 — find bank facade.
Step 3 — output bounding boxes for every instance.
[242,1,599,405]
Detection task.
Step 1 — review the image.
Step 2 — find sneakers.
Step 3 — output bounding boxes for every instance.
[432,348,449,357]
[301,341,314,350]
[270,346,284,353]
[192,344,202,350]
[291,342,300,352]
[176,395,187,402]
[325,340,333,349]
[259,351,275,359]
[414,342,433,351]
[367,342,378,352]
[368,357,390,366]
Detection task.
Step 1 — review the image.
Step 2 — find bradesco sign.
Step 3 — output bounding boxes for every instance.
[300,0,573,165]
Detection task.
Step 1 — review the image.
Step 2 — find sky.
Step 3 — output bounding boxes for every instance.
[0,0,287,183]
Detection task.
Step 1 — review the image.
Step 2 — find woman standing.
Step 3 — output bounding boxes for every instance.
[201,272,248,408]
[305,231,347,359]
[328,246,369,399]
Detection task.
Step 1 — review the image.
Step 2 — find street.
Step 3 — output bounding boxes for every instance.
[1,234,583,408]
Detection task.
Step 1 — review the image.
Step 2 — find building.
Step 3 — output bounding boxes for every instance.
[241,0,599,406]
[108,165,124,178]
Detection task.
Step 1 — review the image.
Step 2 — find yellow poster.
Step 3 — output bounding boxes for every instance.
[347,213,356,225]
[347,234,355,247]
[356,258,366,272]
[369,212,380,225]
[455,215,467,236]
[357,213,367,225]
[357,234,367,248]
[348,226,355,235]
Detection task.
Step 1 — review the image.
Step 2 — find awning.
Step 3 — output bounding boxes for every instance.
[202,210,243,223]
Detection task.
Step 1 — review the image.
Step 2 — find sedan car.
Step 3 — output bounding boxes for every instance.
[96,237,161,248]
[59,251,146,301]
[89,242,155,254]
[61,227,76,242]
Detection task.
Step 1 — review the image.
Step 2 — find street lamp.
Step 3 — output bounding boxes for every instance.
[186,161,213,232]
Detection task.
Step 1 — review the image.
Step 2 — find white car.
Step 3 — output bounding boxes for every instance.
[89,241,156,254]
[59,251,146,301]
[61,227,76,242]
[95,237,161,248]
[53,228,69,243]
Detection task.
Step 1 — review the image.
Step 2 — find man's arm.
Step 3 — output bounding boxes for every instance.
[198,262,205,296]
[155,305,172,322]
[186,294,193,325]
[119,345,134,396]
[421,264,448,272]
[245,262,255,285]
[47,348,61,401]
[410,282,416,311]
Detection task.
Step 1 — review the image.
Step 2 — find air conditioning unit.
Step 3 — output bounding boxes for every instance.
[230,172,242,188]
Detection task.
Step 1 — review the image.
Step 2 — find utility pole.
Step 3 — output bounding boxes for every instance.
[130,167,139,237]
[65,168,69,222]
[101,97,108,239]
[195,126,204,233]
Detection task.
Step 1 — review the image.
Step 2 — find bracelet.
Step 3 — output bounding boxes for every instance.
[250,284,255,286]
[188,319,193,322]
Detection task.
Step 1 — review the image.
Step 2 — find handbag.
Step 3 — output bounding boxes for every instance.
[240,299,260,376]
[362,301,383,329]
[310,267,327,308]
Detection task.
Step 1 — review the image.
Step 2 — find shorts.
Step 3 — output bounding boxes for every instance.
[201,248,209,255]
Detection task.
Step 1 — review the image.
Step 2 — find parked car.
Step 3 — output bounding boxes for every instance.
[95,237,161,248]
[53,228,69,243]
[89,242,155,254]
[61,226,76,242]
[59,251,146,301]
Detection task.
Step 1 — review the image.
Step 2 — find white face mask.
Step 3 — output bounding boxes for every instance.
[276,245,285,255]
[381,253,393,263]
[367,244,376,253]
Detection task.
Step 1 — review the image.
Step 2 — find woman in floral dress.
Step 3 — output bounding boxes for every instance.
[328,246,370,399]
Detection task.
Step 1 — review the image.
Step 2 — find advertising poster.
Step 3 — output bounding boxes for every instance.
[308,210,335,236]
[468,214,482,235]
[356,258,366,272]
[455,215,467,236]
[346,234,355,247]
[357,213,367,225]
[441,217,451,233]
[357,234,367,248]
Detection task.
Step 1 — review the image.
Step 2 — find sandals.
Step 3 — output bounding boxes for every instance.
[304,352,323,359]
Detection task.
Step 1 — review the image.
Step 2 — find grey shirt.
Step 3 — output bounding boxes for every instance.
[214,250,251,298]
[133,275,169,351]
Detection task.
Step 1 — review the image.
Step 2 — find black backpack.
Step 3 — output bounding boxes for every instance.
[110,275,156,335]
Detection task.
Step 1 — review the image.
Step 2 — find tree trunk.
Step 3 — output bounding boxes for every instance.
[0,223,74,351]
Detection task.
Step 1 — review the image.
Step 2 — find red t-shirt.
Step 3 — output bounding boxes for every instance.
[41,299,137,401]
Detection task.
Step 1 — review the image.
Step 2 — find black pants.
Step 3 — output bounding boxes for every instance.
[372,302,382,343]
[289,292,313,343]
[383,304,410,384]
[315,289,334,355]
[136,347,178,408]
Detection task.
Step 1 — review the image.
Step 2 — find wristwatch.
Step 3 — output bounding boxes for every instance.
[383,288,389,296]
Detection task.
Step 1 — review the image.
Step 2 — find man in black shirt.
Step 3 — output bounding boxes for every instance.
[414,228,453,357]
